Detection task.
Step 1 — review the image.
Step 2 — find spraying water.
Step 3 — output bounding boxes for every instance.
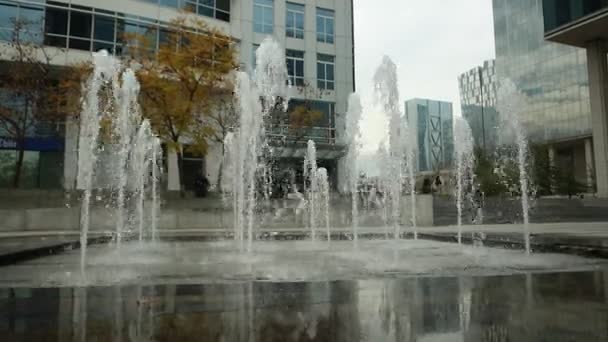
[377,142,391,239]
[344,94,363,244]
[77,51,161,275]
[453,117,475,244]
[77,51,120,276]
[150,137,162,241]
[304,140,318,241]
[374,56,415,241]
[315,168,331,243]
[113,69,141,247]
[401,118,417,239]
[228,37,289,253]
[497,79,531,254]
[131,120,154,242]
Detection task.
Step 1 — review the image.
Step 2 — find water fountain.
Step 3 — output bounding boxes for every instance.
[453,117,475,244]
[304,140,318,241]
[344,94,363,243]
[77,51,161,275]
[113,69,141,247]
[373,56,417,240]
[497,79,532,253]
[227,37,289,253]
[316,168,331,243]
[77,51,119,276]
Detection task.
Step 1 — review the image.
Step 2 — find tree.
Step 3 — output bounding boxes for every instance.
[205,96,238,192]
[0,18,66,188]
[281,82,326,144]
[473,147,507,196]
[126,16,237,192]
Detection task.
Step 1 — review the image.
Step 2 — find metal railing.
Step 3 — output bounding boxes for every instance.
[267,124,337,145]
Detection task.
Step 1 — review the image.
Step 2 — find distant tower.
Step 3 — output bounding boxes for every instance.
[404,99,454,172]
[457,59,498,153]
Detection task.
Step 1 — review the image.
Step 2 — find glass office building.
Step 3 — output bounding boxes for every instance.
[543,0,608,33]
[493,0,594,188]
[494,0,592,144]
[405,99,454,172]
[458,60,499,152]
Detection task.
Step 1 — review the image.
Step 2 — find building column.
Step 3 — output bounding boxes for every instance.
[548,145,556,193]
[586,40,608,197]
[167,149,180,191]
[585,138,595,192]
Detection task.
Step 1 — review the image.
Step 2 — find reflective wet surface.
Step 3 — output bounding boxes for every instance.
[1,270,607,341]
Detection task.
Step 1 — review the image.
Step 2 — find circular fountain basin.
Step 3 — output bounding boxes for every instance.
[0,239,605,288]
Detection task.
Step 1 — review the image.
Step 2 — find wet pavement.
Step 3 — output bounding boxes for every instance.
[0,270,607,341]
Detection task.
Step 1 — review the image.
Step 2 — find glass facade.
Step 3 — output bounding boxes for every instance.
[316,7,334,44]
[543,0,608,32]
[137,0,230,22]
[458,60,499,151]
[0,0,44,43]
[317,53,335,90]
[285,99,336,144]
[285,2,304,39]
[254,0,273,34]
[285,49,304,87]
[405,99,454,172]
[493,0,591,144]
[0,0,232,53]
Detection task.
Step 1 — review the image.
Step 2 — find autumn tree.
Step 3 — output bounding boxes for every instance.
[126,16,237,192]
[204,96,238,192]
[0,18,67,188]
[280,82,326,144]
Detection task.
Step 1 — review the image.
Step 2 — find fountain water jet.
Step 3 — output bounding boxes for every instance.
[453,117,475,244]
[131,120,155,242]
[77,51,161,275]
[228,37,289,253]
[344,94,363,244]
[497,79,532,254]
[373,56,417,240]
[77,51,120,276]
[304,140,318,241]
[113,69,141,247]
[315,168,331,243]
[150,137,162,241]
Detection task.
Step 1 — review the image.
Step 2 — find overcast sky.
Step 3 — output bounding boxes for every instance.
[354,0,496,154]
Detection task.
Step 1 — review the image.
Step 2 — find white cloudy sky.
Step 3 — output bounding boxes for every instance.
[354,0,496,154]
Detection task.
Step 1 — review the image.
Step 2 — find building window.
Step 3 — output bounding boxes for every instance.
[317,54,335,90]
[0,2,44,43]
[254,0,273,34]
[286,2,304,39]
[157,0,230,22]
[197,0,230,22]
[316,7,334,44]
[286,49,304,87]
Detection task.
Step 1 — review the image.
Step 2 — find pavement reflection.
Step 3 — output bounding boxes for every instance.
[0,270,607,341]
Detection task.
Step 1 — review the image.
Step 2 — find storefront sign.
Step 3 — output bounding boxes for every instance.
[0,137,63,151]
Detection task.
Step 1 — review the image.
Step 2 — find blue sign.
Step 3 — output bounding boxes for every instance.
[0,137,64,151]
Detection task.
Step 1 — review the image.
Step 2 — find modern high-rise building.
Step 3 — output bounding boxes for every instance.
[404,98,454,173]
[542,0,608,196]
[0,0,355,191]
[493,0,594,191]
[457,59,499,152]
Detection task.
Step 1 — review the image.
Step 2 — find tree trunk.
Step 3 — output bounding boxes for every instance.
[217,143,225,193]
[177,149,185,198]
[12,141,25,188]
